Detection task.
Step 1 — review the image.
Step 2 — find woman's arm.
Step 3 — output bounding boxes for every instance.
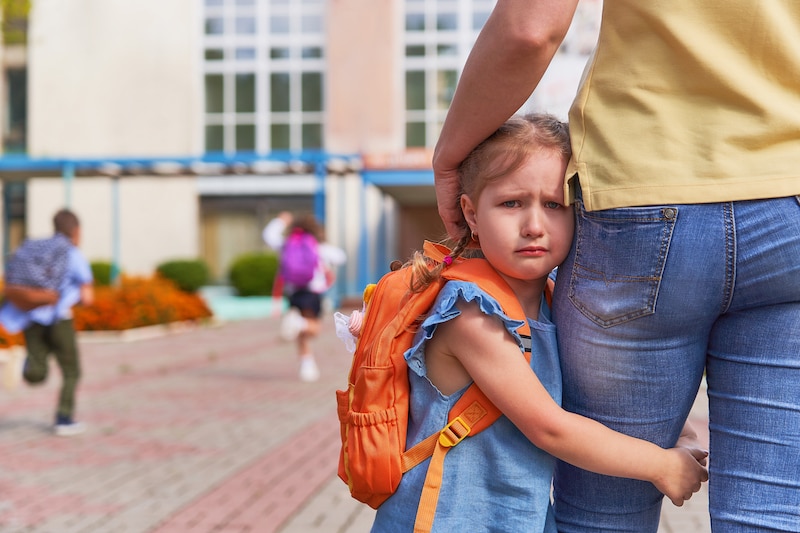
[429,303,708,506]
[433,0,579,237]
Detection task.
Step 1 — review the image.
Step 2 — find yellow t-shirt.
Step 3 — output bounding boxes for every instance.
[566,0,800,211]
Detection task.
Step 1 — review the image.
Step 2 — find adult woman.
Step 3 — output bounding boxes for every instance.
[433,1,800,531]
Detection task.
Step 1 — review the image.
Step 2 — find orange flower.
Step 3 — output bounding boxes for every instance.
[0,276,212,342]
[0,323,25,348]
[73,276,213,331]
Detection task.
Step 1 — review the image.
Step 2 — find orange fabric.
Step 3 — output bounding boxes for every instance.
[336,242,549,530]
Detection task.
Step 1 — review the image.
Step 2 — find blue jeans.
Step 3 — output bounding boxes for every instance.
[552,196,800,532]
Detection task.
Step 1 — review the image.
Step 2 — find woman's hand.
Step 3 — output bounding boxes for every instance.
[432,162,463,239]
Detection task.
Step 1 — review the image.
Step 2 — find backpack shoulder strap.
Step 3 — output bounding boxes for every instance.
[401,257,531,468]
[402,251,540,532]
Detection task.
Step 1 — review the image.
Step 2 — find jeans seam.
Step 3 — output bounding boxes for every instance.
[722,202,735,314]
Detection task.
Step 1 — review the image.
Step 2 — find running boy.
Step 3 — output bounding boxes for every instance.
[0,209,94,436]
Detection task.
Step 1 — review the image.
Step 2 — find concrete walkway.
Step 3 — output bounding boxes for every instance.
[0,314,710,532]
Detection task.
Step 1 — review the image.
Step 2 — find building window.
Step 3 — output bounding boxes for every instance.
[270,73,290,112]
[403,0,497,149]
[405,12,425,31]
[270,15,290,34]
[437,44,457,57]
[235,74,256,112]
[437,70,457,110]
[472,10,491,29]
[235,16,256,34]
[270,47,290,59]
[301,72,322,112]
[5,68,27,153]
[235,47,256,60]
[405,71,425,110]
[205,74,224,113]
[436,12,457,31]
[205,17,224,35]
[301,46,322,59]
[206,125,224,152]
[205,48,224,60]
[271,124,290,150]
[236,124,256,150]
[406,122,426,148]
[406,45,425,57]
[302,123,322,149]
[202,0,326,154]
[301,15,323,33]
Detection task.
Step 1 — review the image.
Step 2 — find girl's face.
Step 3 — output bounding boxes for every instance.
[461,150,574,287]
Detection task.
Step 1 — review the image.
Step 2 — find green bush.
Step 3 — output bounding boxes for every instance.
[156,259,210,293]
[228,252,279,297]
[91,261,114,287]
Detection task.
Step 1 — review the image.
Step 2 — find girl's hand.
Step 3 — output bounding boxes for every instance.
[654,447,709,506]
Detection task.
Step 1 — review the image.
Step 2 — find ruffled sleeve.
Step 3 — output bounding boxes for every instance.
[404,280,527,378]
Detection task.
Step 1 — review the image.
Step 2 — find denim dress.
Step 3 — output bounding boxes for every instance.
[371,280,562,533]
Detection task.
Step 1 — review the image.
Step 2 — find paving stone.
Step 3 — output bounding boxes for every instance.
[0,316,711,533]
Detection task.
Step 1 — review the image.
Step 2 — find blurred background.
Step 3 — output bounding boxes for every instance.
[0,0,601,307]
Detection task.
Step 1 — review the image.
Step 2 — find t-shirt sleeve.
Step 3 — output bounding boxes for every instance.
[404,280,527,378]
[70,248,93,286]
[262,218,287,250]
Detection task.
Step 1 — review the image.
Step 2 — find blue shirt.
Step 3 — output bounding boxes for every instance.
[371,280,562,533]
[0,244,93,333]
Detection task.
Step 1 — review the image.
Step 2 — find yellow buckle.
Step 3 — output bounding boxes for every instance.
[438,416,471,447]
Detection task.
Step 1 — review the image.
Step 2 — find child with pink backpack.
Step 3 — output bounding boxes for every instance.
[263,211,346,381]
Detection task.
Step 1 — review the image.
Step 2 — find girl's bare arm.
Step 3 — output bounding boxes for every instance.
[429,303,708,506]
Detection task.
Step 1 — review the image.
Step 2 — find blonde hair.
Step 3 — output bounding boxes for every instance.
[410,113,571,291]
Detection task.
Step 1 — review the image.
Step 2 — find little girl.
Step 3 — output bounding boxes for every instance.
[263,211,346,381]
[366,114,708,532]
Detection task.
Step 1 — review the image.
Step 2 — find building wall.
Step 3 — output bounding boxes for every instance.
[0,183,4,261]
[9,0,602,300]
[22,0,204,278]
[26,176,198,276]
[326,0,404,154]
[28,0,201,157]
[323,172,370,296]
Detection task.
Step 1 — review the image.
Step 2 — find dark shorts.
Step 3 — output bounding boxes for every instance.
[288,289,322,318]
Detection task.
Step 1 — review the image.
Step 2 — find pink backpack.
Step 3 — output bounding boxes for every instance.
[280,229,319,287]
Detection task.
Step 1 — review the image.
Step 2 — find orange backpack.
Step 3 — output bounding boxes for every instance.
[335,242,553,532]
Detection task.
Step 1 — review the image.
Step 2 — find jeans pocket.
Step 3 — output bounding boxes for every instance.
[568,202,677,327]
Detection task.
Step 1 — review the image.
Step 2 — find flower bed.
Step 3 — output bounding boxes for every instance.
[0,325,24,349]
[0,276,213,347]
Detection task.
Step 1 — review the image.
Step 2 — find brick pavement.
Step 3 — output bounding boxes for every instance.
[0,314,710,533]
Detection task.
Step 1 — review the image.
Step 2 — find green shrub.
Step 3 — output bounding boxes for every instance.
[91,261,114,287]
[228,252,279,297]
[156,259,210,293]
